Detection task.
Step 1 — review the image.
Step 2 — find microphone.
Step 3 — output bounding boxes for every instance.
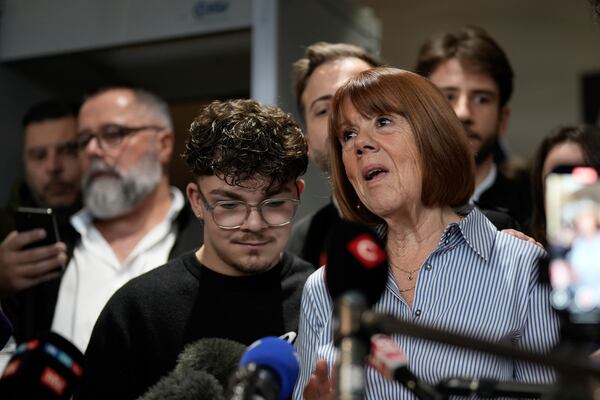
[0,310,12,349]
[368,334,442,400]
[436,377,551,398]
[140,337,246,400]
[228,336,300,400]
[324,220,389,400]
[140,369,226,400]
[0,331,84,399]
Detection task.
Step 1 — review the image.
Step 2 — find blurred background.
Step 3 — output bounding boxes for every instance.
[0,0,598,219]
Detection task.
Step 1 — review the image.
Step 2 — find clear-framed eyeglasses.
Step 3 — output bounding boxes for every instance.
[197,189,299,230]
[75,124,165,152]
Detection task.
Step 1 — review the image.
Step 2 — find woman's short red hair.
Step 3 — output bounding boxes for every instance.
[328,67,475,225]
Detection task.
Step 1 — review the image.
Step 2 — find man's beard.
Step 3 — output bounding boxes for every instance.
[82,151,162,219]
[311,148,330,175]
[468,128,500,166]
[216,233,279,275]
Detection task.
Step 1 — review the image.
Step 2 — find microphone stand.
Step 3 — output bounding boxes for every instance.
[362,311,600,381]
[335,291,369,400]
[436,377,551,398]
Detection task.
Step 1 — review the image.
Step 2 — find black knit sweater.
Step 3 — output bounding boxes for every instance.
[77,251,313,400]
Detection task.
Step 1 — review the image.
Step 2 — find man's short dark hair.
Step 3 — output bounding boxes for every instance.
[22,99,79,128]
[415,26,514,108]
[292,42,384,117]
[183,99,308,192]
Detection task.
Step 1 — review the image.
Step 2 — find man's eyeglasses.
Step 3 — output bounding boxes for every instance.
[75,124,165,151]
[197,189,299,230]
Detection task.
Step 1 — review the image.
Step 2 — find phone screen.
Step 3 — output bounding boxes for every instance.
[14,207,60,250]
[546,166,600,324]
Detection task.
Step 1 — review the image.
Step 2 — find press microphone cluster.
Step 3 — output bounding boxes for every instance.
[369,333,553,399]
[140,336,300,400]
[0,331,84,400]
[140,337,246,400]
[324,220,388,400]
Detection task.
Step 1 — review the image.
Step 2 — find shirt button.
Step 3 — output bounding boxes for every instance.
[415,309,422,317]
[424,264,432,271]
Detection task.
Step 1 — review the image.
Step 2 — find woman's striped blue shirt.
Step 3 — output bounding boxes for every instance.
[293,208,561,399]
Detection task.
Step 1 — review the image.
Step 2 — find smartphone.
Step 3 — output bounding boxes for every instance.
[13,207,61,250]
[546,165,600,324]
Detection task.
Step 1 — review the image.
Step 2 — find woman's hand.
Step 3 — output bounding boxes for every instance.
[303,359,335,400]
[502,229,544,249]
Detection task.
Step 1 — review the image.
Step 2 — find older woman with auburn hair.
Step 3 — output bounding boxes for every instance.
[293,67,560,399]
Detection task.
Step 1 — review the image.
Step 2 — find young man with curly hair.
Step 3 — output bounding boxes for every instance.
[78,99,313,400]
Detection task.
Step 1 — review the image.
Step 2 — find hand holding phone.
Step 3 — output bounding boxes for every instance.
[14,207,60,249]
[0,208,65,297]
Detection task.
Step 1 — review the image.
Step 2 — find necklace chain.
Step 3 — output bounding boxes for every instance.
[389,261,422,281]
[398,285,416,293]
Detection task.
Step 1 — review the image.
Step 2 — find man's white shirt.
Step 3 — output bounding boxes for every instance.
[52,188,184,352]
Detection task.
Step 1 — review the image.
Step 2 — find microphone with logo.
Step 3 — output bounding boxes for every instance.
[0,331,84,399]
[324,220,389,400]
[227,336,300,400]
[369,334,443,400]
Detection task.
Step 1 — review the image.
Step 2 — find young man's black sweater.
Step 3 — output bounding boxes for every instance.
[77,251,313,400]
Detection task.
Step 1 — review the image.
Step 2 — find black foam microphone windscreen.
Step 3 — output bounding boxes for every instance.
[141,369,226,400]
[174,337,246,388]
[0,331,84,400]
[324,219,388,306]
[139,337,246,400]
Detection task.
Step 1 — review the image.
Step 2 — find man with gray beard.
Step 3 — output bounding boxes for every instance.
[2,87,202,351]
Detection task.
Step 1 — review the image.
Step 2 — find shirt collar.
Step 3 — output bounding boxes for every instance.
[452,206,495,261]
[375,206,495,262]
[71,186,185,236]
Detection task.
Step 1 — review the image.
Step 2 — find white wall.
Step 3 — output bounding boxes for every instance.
[359,0,600,161]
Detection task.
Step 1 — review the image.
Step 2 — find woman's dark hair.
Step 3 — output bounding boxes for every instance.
[530,125,600,245]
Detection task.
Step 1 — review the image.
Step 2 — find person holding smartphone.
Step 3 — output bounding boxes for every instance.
[530,125,600,246]
[0,99,81,298]
[2,87,203,352]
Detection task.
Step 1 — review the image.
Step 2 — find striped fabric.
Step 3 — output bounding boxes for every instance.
[293,207,561,399]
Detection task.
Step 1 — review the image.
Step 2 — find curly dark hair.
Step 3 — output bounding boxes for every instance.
[183,99,308,192]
